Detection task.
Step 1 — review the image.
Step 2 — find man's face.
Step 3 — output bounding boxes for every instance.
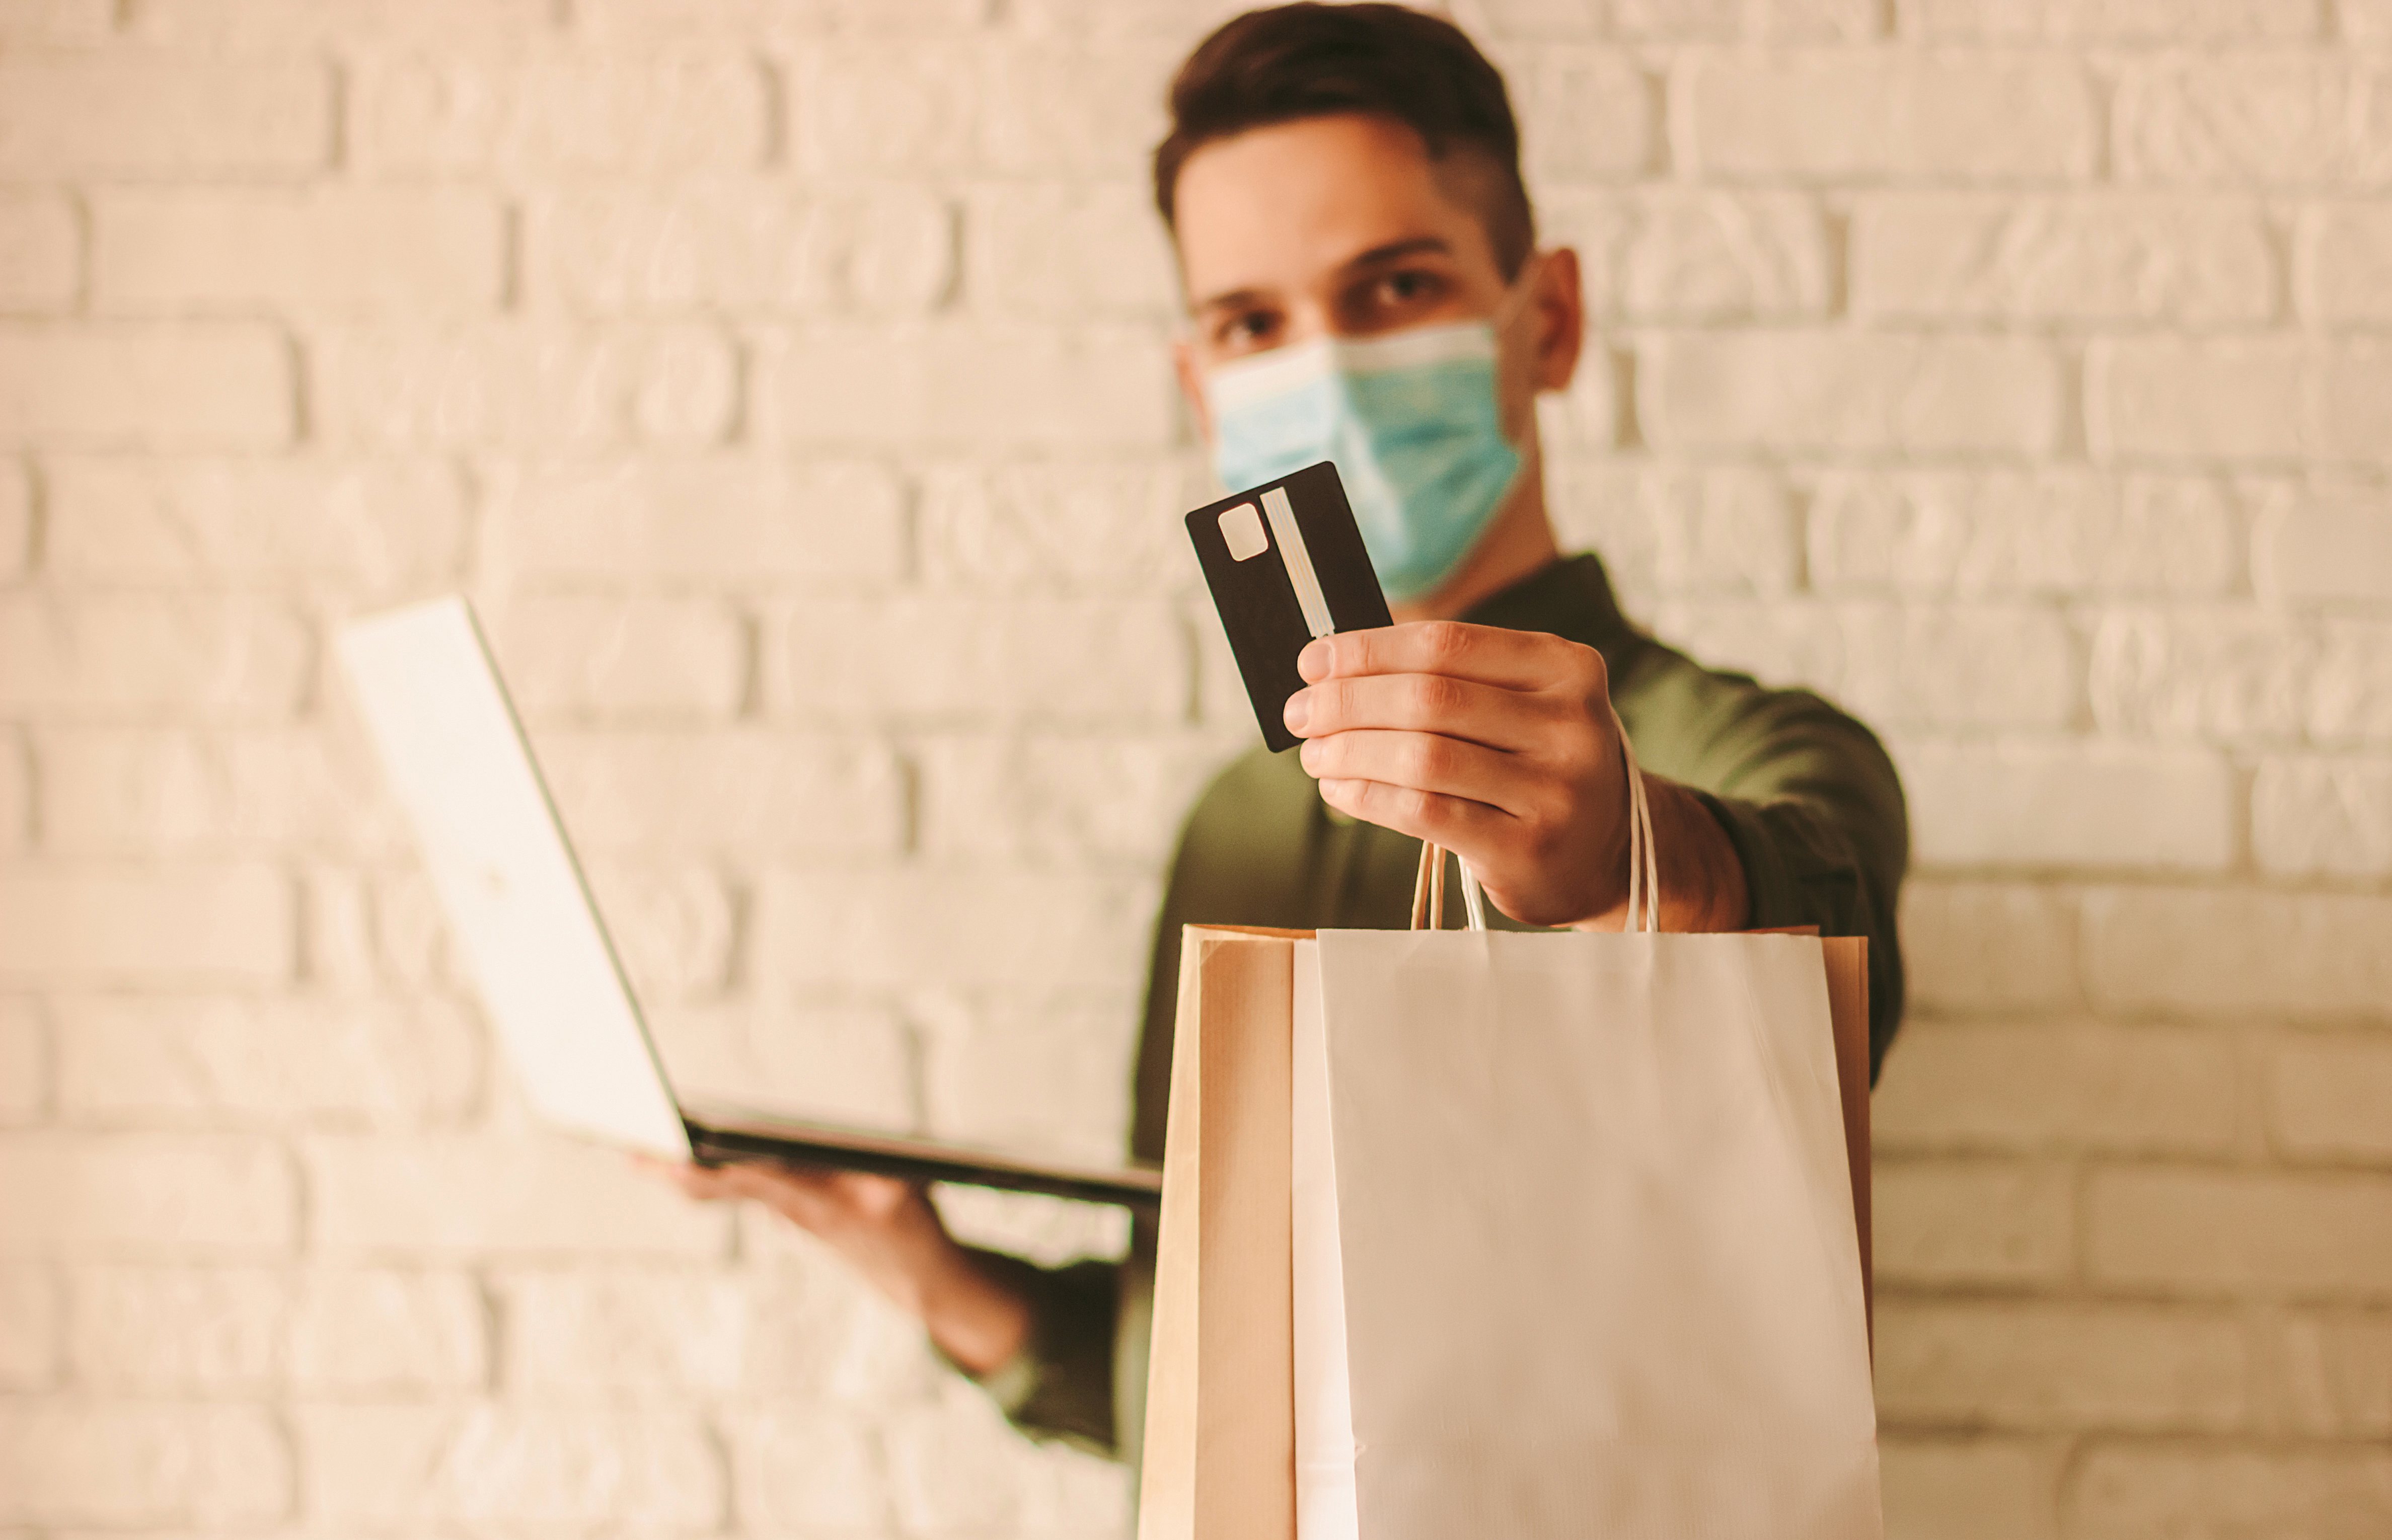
[1168,112,1580,442]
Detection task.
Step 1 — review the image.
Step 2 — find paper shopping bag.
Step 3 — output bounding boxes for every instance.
[1291,926,1882,1540]
[1137,926,1305,1540]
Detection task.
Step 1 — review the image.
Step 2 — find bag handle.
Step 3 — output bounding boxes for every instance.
[1410,709,1659,934]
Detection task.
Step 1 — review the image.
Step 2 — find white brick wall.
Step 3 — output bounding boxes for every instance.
[0,5,2385,1535]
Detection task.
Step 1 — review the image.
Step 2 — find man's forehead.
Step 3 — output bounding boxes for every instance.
[1170,114,1501,303]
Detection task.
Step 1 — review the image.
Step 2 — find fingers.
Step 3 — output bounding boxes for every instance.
[1301,728,1544,817]
[1286,671,1567,751]
[1298,622,1603,695]
[1315,776,1514,852]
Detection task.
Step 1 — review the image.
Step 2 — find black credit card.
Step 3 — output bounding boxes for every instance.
[1185,460,1392,753]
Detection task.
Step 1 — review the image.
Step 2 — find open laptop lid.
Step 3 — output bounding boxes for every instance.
[338,597,693,1161]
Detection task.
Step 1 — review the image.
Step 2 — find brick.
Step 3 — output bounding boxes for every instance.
[2088,611,2392,746]
[310,323,734,448]
[580,0,989,33]
[916,734,1230,865]
[0,191,79,312]
[66,1264,285,1388]
[526,183,951,315]
[1539,190,1832,321]
[759,868,1157,993]
[978,41,1178,179]
[2088,338,2392,465]
[0,57,326,175]
[763,597,1186,723]
[1893,741,2235,872]
[1877,1302,2246,1432]
[0,325,289,448]
[2297,203,2392,324]
[303,1134,729,1256]
[1642,333,2064,456]
[0,999,41,1123]
[37,726,404,856]
[0,1133,293,1256]
[0,1264,54,1387]
[297,1404,720,1527]
[883,1383,1132,1534]
[531,730,903,856]
[1874,1158,2073,1286]
[2254,1312,2392,1437]
[2090,1167,2392,1298]
[1807,471,2238,598]
[2066,1446,2392,1539]
[2085,887,2392,1022]
[753,324,1175,449]
[787,42,981,176]
[53,996,480,1127]
[1607,0,1883,38]
[0,595,310,720]
[1003,0,1245,35]
[726,1407,890,1531]
[1649,599,1844,703]
[0,1405,288,1525]
[2118,57,2392,187]
[92,188,501,318]
[1495,47,1655,180]
[498,1267,746,1391]
[2254,758,2392,879]
[963,183,1176,319]
[917,457,1202,591]
[44,457,469,590]
[2255,486,2392,606]
[1852,193,2274,325]
[0,867,291,984]
[581,864,736,1000]
[2269,1035,2392,1164]
[0,0,113,41]
[2352,0,2392,39]
[481,458,905,587]
[483,595,745,723]
[919,996,1136,1163]
[1549,465,1800,610]
[351,51,767,173]
[1899,0,2318,36]
[299,866,465,995]
[1899,881,2081,1017]
[125,0,553,41]
[1880,1438,2058,1540]
[1687,54,2096,181]
[286,1268,485,1390]
[1839,604,2079,731]
[1876,1022,2238,1157]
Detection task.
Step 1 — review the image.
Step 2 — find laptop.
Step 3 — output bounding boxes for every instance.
[338,595,1163,1212]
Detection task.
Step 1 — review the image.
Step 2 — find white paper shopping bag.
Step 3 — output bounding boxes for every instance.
[1291,739,1881,1540]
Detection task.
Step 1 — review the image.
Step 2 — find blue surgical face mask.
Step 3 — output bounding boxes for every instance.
[1203,288,1529,603]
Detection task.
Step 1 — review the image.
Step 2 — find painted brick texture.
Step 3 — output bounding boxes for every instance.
[0,4,2384,1536]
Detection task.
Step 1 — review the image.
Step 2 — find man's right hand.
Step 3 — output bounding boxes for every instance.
[637,1156,1033,1377]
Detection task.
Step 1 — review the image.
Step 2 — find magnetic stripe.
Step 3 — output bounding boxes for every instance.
[1261,484,1335,640]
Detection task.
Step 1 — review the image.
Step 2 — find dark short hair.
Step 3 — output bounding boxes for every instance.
[1152,3,1536,277]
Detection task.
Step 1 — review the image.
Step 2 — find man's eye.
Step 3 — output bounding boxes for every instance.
[1219,312,1279,349]
[1377,270,1441,306]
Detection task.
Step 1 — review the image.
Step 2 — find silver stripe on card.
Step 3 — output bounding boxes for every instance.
[1261,485,1335,639]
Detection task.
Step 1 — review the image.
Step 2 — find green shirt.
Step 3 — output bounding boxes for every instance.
[968,552,1909,1461]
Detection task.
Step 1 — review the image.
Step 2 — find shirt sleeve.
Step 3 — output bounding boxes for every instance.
[948,1247,1126,1458]
[1627,647,1911,1080]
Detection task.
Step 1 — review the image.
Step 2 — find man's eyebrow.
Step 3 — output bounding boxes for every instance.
[1336,236,1453,273]
[1190,238,1456,315]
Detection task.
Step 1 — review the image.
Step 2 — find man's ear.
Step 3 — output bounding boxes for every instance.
[1174,334,1216,447]
[1528,246,1585,395]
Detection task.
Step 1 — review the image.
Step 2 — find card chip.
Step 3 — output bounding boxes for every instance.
[1218,501,1269,562]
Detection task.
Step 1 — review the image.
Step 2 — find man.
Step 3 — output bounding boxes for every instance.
[657,2,1906,1465]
